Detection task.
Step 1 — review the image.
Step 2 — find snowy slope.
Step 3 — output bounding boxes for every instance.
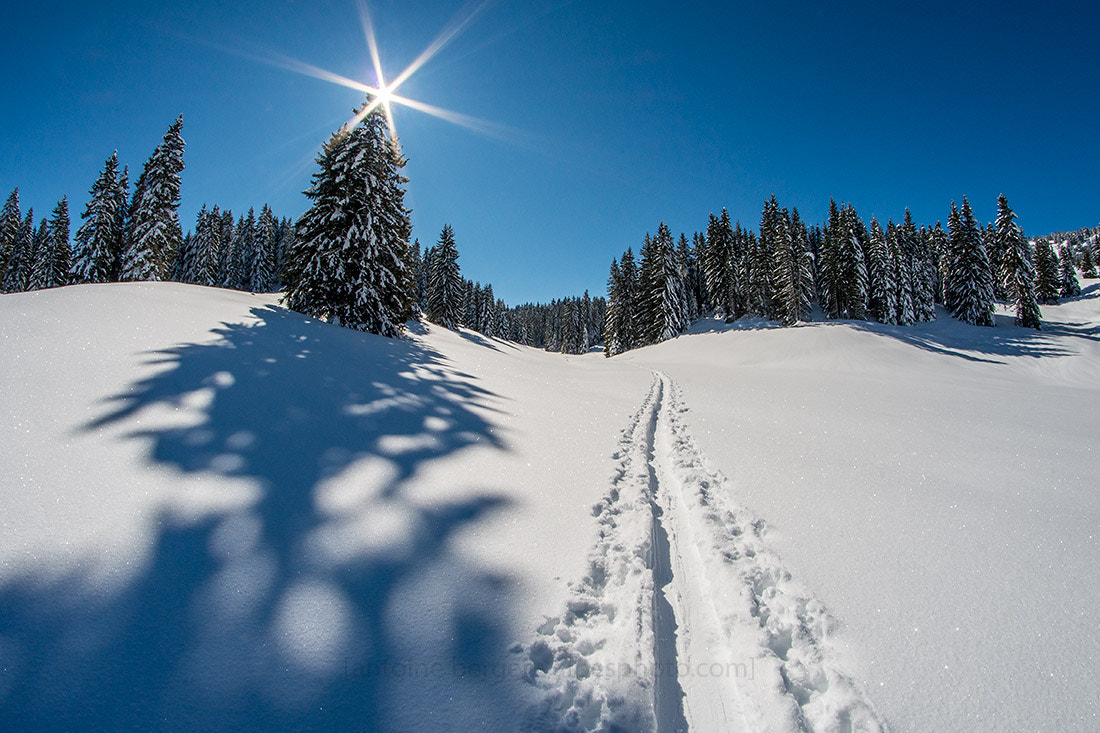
[622,286,1100,731]
[2,280,1099,731]
[0,283,651,730]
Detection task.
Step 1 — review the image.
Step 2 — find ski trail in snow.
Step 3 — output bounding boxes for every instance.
[522,375,665,732]
[522,371,884,732]
[643,377,690,733]
[650,372,750,732]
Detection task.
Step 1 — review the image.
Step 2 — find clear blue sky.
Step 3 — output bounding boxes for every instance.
[2,0,1097,305]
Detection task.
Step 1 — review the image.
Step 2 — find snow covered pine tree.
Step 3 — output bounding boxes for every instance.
[283,103,414,336]
[122,116,184,281]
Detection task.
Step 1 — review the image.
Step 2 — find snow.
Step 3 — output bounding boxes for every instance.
[2,280,1099,730]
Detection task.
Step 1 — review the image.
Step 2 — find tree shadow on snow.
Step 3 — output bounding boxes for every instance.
[0,305,527,730]
[843,313,1073,364]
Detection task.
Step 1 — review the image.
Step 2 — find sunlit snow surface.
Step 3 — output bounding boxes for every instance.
[1,281,1098,731]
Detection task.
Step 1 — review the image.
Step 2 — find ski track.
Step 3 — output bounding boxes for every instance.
[521,371,885,732]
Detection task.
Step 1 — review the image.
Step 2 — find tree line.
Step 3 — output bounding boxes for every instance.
[408,224,606,354]
[0,116,297,296]
[603,194,1093,356]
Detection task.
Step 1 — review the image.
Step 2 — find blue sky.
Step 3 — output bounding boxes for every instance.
[2,0,1097,305]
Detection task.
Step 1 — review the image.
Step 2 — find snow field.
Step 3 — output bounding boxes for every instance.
[524,371,883,732]
[3,280,1099,731]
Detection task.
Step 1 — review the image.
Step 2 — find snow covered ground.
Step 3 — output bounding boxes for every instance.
[2,281,1098,731]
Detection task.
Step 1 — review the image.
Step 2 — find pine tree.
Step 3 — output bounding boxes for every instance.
[0,188,20,284]
[618,247,640,351]
[703,210,734,317]
[283,105,414,335]
[984,220,1008,300]
[604,258,624,357]
[655,222,687,340]
[836,204,869,319]
[747,199,778,318]
[192,205,220,287]
[274,218,296,290]
[945,197,995,326]
[26,219,51,291]
[408,238,424,312]
[3,210,34,293]
[867,217,897,324]
[1080,244,1098,278]
[1059,245,1081,297]
[419,243,434,314]
[770,204,813,326]
[229,210,256,290]
[252,205,277,292]
[426,224,463,329]
[894,210,918,325]
[462,280,478,330]
[1033,238,1061,304]
[676,232,698,323]
[217,209,236,287]
[913,225,938,322]
[791,209,815,316]
[995,194,1041,329]
[111,166,129,280]
[45,197,71,288]
[689,231,708,317]
[637,232,662,343]
[818,199,843,318]
[122,115,184,281]
[481,283,498,336]
[72,153,123,284]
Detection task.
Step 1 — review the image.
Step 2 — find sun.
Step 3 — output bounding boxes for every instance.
[251,1,513,145]
[336,0,496,142]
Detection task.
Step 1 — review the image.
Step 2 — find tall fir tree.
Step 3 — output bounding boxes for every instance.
[655,222,687,340]
[945,197,995,326]
[419,243,435,314]
[111,166,129,281]
[703,209,734,317]
[481,283,498,337]
[894,211,918,325]
[122,115,184,281]
[426,224,463,329]
[771,204,813,326]
[3,210,34,293]
[274,217,296,290]
[26,219,51,291]
[913,225,938,322]
[836,204,869,319]
[818,198,843,318]
[252,205,278,292]
[604,258,625,356]
[408,238,424,312]
[1080,243,1098,278]
[0,188,20,284]
[995,194,1041,330]
[283,105,414,335]
[984,220,1008,299]
[676,232,699,323]
[72,153,123,284]
[191,205,220,287]
[217,209,236,286]
[230,210,256,291]
[45,197,71,288]
[1058,245,1081,297]
[637,232,662,343]
[618,247,640,351]
[867,217,898,324]
[1032,238,1061,304]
